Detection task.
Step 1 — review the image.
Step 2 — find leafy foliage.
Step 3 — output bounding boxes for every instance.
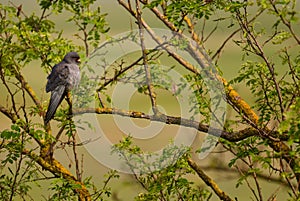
[113,137,212,201]
[0,1,113,200]
[0,0,300,200]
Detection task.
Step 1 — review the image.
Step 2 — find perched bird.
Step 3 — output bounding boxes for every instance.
[44,52,81,124]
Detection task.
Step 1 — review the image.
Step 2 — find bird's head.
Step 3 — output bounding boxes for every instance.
[63,52,81,64]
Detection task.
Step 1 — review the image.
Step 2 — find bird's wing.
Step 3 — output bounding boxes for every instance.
[46,63,69,92]
[45,62,70,124]
[44,85,66,124]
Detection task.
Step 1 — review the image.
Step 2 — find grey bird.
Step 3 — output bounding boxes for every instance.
[44,52,81,124]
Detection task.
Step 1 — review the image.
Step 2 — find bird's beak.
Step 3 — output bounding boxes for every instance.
[77,58,81,64]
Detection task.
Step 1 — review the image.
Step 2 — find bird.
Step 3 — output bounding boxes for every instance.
[44,52,81,124]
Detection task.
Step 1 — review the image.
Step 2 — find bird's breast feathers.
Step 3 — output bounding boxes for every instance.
[67,64,81,90]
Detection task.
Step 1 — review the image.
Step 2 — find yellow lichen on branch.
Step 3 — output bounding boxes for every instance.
[187,157,234,201]
[220,76,259,125]
[23,149,91,201]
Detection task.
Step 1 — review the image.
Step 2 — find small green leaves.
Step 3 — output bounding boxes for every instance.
[49,178,81,201]
[66,0,109,50]
[228,0,250,12]
[279,97,300,143]
[113,137,211,200]
[272,30,292,44]
[1,125,21,140]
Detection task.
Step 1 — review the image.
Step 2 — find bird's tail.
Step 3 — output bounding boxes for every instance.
[44,86,66,124]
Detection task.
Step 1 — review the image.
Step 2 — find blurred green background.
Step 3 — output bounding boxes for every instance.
[0,0,296,200]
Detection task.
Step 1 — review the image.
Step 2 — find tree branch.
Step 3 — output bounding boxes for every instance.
[136,0,158,114]
[0,104,18,123]
[73,107,282,142]
[23,149,91,201]
[15,73,43,112]
[187,157,234,201]
[118,0,260,126]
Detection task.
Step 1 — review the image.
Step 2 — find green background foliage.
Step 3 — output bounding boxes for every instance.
[0,0,299,200]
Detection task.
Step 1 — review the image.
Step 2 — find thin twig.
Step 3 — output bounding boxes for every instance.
[135,0,158,114]
[234,4,285,121]
[268,0,300,45]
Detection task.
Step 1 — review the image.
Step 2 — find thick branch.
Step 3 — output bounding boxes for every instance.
[73,107,273,142]
[15,73,43,111]
[118,0,260,126]
[117,0,298,191]
[0,104,18,123]
[23,149,91,201]
[187,157,234,201]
